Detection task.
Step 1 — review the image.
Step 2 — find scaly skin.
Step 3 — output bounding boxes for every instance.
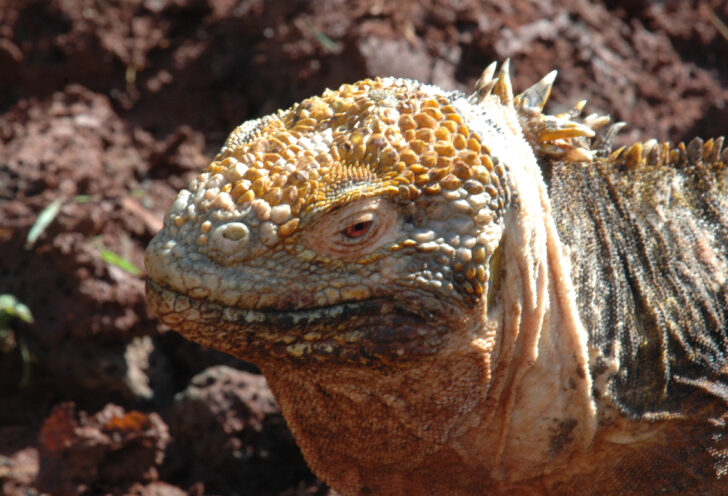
[145,61,728,495]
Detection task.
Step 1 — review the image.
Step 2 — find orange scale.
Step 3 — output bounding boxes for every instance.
[459,150,480,165]
[208,164,225,175]
[421,150,438,168]
[453,160,473,180]
[230,182,248,200]
[310,106,334,122]
[441,174,462,191]
[272,175,288,188]
[263,153,282,164]
[428,167,449,181]
[398,114,417,131]
[423,183,442,195]
[238,189,255,205]
[434,141,456,157]
[346,144,365,161]
[414,173,430,185]
[288,170,310,186]
[274,133,293,145]
[298,117,320,127]
[396,185,410,201]
[413,112,437,129]
[406,184,421,200]
[438,122,457,136]
[293,124,313,133]
[452,134,468,150]
[297,181,311,197]
[368,133,388,148]
[415,128,435,143]
[463,180,484,194]
[281,185,298,204]
[279,218,300,237]
[423,107,444,121]
[264,187,282,206]
[284,145,302,158]
[436,156,453,170]
[400,149,419,165]
[244,168,266,181]
[434,127,451,142]
[252,177,270,197]
[472,166,492,185]
[380,148,400,168]
[468,137,482,151]
[349,130,367,146]
[410,140,428,155]
[291,198,305,216]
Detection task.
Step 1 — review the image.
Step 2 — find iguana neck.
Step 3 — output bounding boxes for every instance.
[481,132,597,481]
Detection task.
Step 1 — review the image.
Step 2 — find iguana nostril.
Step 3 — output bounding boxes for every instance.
[213,222,250,247]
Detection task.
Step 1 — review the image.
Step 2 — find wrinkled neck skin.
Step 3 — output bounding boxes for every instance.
[261,103,599,495]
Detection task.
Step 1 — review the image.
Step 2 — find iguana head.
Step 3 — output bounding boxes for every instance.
[145,62,603,489]
[145,61,597,365]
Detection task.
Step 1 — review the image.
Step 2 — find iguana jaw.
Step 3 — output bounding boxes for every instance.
[146,277,457,362]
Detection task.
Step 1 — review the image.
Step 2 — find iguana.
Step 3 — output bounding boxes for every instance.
[145,61,728,495]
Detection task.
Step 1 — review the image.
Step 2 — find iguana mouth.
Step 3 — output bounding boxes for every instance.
[146,278,447,362]
[148,276,400,325]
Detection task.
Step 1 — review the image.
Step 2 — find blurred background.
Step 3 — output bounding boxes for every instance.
[0,1,727,495]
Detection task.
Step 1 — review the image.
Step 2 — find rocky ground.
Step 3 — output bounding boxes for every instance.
[1,0,727,495]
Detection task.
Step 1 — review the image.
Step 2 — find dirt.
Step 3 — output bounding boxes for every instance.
[0,0,726,494]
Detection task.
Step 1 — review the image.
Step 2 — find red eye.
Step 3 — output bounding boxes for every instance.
[343,221,372,238]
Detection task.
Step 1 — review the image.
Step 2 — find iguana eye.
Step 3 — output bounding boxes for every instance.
[303,197,402,259]
[343,221,373,239]
[339,212,376,242]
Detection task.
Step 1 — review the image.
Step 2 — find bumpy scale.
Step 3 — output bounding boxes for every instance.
[146,61,728,495]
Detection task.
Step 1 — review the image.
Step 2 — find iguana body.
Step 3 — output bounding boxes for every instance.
[145,62,728,495]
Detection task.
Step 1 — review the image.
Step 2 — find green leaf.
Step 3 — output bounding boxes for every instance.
[303,21,342,53]
[99,249,141,276]
[0,294,34,323]
[126,189,146,198]
[25,198,63,249]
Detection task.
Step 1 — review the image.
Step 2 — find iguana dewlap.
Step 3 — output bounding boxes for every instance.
[145,61,728,495]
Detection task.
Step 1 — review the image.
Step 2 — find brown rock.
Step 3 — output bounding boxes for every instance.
[169,366,314,495]
[36,403,170,496]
